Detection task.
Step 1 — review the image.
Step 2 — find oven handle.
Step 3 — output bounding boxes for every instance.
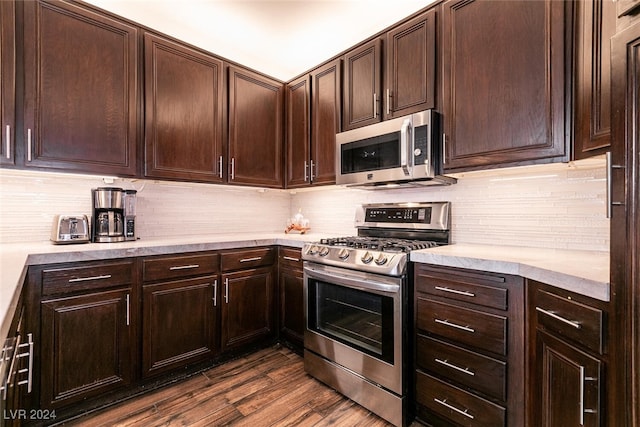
[304,264,401,295]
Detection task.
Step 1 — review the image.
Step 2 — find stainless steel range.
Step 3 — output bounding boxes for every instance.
[302,201,451,427]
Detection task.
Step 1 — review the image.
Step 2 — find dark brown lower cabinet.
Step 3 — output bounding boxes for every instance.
[278,247,304,350]
[413,264,525,427]
[221,267,275,352]
[529,280,607,427]
[535,331,602,427]
[142,276,218,378]
[40,288,134,408]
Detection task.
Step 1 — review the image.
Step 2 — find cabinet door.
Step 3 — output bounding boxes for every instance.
[610,20,640,427]
[142,276,217,378]
[343,39,382,131]
[574,0,616,159]
[285,75,310,188]
[310,59,341,186]
[442,0,569,170]
[40,289,134,408]
[279,267,304,348]
[0,0,15,165]
[228,66,284,188]
[385,9,436,119]
[221,267,274,352]
[144,33,224,182]
[535,331,602,427]
[23,0,138,176]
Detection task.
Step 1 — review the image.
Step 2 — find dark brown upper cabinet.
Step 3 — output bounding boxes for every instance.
[1,0,15,165]
[23,0,138,176]
[573,0,617,160]
[617,0,640,20]
[384,9,436,120]
[286,59,341,189]
[441,0,571,171]
[285,75,310,188]
[228,66,284,188]
[310,59,341,186]
[343,39,383,131]
[144,33,225,183]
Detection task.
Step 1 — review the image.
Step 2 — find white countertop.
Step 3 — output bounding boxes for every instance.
[0,232,330,345]
[411,244,610,302]
[1,236,610,346]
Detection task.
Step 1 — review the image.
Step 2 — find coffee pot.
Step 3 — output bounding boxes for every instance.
[92,187,125,243]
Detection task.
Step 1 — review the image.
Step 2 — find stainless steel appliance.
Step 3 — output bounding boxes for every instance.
[92,187,125,243]
[336,110,455,187]
[303,201,451,427]
[123,189,137,241]
[50,215,90,244]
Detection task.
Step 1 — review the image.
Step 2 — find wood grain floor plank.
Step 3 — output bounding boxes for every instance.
[61,346,394,427]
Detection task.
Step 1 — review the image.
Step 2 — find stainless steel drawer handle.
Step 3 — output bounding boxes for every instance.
[434,398,474,420]
[435,318,475,333]
[240,257,262,263]
[68,274,112,283]
[435,358,475,376]
[535,307,581,329]
[169,264,200,270]
[27,129,32,162]
[212,280,217,307]
[125,294,130,326]
[283,256,300,262]
[224,278,229,303]
[434,286,475,297]
[5,125,10,159]
[606,151,625,218]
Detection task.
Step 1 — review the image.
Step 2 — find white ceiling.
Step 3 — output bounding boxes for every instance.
[83,0,435,80]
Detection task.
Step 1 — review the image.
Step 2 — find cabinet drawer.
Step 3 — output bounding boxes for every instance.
[535,289,604,354]
[221,247,276,271]
[416,371,506,427]
[279,247,302,270]
[42,260,134,295]
[417,297,507,356]
[143,253,219,282]
[416,334,507,401]
[415,265,509,310]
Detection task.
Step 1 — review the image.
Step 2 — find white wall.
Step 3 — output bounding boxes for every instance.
[0,157,609,252]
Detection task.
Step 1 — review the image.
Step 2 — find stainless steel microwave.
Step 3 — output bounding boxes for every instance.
[335,110,455,187]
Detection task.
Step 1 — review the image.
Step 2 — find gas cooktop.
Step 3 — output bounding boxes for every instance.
[303,202,451,277]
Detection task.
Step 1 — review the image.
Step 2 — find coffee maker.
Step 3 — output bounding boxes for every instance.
[123,189,137,241]
[92,187,125,243]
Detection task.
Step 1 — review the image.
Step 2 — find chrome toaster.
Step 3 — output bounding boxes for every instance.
[51,215,90,244]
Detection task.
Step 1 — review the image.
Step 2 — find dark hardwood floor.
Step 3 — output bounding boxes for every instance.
[62,345,396,426]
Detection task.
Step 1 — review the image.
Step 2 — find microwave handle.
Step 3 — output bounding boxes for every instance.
[400,118,412,175]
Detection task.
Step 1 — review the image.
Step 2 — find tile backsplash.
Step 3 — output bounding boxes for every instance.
[0,170,289,243]
[0,157,609,251]
[290,157,609,251]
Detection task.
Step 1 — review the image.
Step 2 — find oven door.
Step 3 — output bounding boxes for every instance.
[303,262,403,395]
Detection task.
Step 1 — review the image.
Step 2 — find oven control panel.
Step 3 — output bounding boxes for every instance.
[365,207,432,223]
[355,201,450,230]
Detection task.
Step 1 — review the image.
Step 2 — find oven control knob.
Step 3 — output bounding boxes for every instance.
[308,245,319,255]
[374,253,388,266]
[361,251,374,264]
[319,246,330,257]
[337,248,350,260]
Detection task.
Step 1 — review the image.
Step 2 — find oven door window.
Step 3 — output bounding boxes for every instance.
[308,279,394,364]
[340,131,401,175]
